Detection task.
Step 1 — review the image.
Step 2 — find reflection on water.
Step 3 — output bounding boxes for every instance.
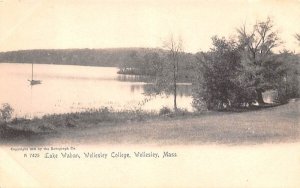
[117,74,152,83]
[118,74,192,97]
[0,63,193,117]
[130,84,192,97]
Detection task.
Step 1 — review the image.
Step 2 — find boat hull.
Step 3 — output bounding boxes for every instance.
[28,80,42,85]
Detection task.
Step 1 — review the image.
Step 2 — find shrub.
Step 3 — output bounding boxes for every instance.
[0,103,14,123]
[159,106,172,116]
[175,108,189,116]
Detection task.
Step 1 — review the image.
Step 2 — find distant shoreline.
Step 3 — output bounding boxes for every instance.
[0,61,118,68]
[0,48,170,68]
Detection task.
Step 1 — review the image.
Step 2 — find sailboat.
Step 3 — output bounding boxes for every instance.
[28,62,42,85]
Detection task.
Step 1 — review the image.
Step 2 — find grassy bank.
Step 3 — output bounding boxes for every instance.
[0,107,192,141]
[0,100,299,145]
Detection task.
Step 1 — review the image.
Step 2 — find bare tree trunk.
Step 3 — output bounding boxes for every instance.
[285,73,288,97]
[174,81,177,111]
[163,35,182,112]
[256,89,265,105]
[173,60,177,111]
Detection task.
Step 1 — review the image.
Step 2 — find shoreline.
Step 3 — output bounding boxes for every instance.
[1,100,299,146]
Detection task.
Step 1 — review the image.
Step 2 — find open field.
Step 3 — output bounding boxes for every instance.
[1,100,299,145]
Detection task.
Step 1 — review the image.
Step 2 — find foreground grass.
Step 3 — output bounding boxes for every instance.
[0,100,299,145]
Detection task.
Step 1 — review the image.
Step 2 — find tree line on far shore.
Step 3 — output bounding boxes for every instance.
[0,48,162,67]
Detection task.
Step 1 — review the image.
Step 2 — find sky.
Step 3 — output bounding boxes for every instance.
[0,0,299,53]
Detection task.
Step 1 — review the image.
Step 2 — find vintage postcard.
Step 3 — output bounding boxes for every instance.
[0,0,299,187]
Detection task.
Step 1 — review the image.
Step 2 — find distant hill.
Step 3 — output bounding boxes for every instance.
[0,48,169,67]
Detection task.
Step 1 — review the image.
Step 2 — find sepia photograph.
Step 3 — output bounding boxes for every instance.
[0,0,299,187]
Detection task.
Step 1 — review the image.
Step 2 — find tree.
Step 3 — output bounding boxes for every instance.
[0,103,14,124]
[193,36,247,110]
[161,35,183,111]
[237,17,281,105]
[146,35,184,111]
[142,52,163,76]
[274,51,300,101]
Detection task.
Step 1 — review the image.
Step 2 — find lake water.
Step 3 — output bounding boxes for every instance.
[0,63,193,118]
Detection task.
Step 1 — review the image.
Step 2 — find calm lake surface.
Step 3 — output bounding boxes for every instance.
[0,63,193,118]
